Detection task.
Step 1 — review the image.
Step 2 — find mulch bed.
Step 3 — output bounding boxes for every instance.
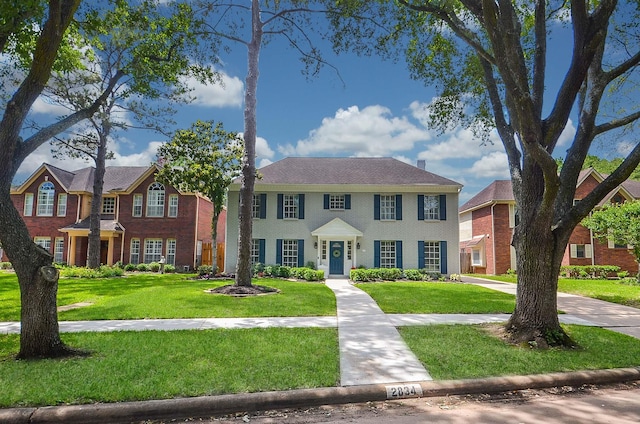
[205,284,280,297]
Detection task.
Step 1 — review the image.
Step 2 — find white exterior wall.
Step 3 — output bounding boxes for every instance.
[225,185,460,275]
[459,212,473,241]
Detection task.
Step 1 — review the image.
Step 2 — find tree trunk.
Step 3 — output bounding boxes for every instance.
[235,0,262,287]
[0,188,72,359]
[506,219,574,348]
[87,131,108,268]
[211,211,219,274]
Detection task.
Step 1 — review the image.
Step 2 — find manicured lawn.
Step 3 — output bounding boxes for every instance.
[0,328,339,407]
[473,274,640,309]
[356,281,515,313]
[0,273,336,321]
[400,324,640,380]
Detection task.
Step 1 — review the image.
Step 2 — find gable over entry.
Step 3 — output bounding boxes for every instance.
[312,218,363,276]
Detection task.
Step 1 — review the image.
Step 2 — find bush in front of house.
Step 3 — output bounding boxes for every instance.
[124,263,137,272]
[136,263,150,272]
[0,262,13,270]
[164,264,175,273]
[148,262,160,272]
[404,269,426,281]
[59,265,123,278]
[560,265,621,279]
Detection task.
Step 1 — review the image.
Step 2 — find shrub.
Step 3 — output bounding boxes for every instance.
[350,268,370,282]
[618,270,630,279]
[560,265,621,279]
[506,268,517,276]
[0,262,12,270]
[124,263,137,272]
[403,269,425,281]
[305,261,316,270]
[137,263,150,272]
[303,269,324,281]
[59,265,123,278]
[277,266,291,278]
[114,261,124,269]
[149,262,160,272]
[197,265,213,276]
[252,262,265,276]
[164,264,175,273]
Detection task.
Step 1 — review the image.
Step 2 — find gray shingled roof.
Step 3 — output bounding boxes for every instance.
[459,180,514,212]
[45,164,76,190]
[66,166,149,193]
[251,157,461,186]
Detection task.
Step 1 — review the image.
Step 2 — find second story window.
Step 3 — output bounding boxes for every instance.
[252,194,261,218]
[283,194,298,219]
[146,182,165,217]
[132,194,143,217]
[168,195,178,217]
[57,193,67,217]
[24,193,34,216]
[37,182,55,216]
[423,195,440,220]
[102,197,115,214]
[380,195,396,220]
[330,194,345,210]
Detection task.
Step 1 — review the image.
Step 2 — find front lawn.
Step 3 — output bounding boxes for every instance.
[0,328,339,407]
[401,324,640,380]
[473,274,640,309]
[356,281,515,314]
[0,273,336,321]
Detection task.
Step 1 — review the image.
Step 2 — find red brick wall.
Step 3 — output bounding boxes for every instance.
[492,204,514,275]
[471,207,494,274]
[7,171,78,263]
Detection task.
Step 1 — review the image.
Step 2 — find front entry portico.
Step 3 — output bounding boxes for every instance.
[311,218,363,277]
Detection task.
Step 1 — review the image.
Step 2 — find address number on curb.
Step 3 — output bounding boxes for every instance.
[385,383,423,399]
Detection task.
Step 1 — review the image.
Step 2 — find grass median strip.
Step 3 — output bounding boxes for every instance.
[356,281,515,314]
[0,328,339,408]
[0,273,336,321]
[400,324,640,380]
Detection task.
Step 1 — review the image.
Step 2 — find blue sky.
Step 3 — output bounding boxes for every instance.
[15,9,635,205]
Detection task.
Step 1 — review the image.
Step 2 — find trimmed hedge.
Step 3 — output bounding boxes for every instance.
[58,265,124,278]
[349,268,440,282]
[560,265,621,279]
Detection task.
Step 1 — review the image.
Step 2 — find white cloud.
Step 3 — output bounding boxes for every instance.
[279,105,430,157]
[557,119,576,147]
[468,151,510,178]
[616,140,635,156]
[417,127,502,161]
[183,71,244,108]
[258,158,273,168]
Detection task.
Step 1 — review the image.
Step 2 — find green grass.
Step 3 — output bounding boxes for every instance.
[356,281,515,313]
[0,328,339,407]
[400,324,640,380]
[0,273,336,321]
[472,274,640,309]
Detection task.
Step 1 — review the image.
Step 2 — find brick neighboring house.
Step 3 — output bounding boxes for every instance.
[225,157,463,277]
[2,163,223,270]
[459,168,640,275]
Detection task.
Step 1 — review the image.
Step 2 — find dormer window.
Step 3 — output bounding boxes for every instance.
[102,197,115,214]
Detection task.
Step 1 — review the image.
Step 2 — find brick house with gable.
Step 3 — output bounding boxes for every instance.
[225,157,463,277]
[459,168,640,275]
[3,163,222,269]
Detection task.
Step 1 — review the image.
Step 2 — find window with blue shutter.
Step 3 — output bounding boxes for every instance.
[396,240,403,269]
[439,195,447,221]
[374,195,380,220]
[417,195,425,221]
[297,239,304,266]
[417,241,425,269]
[374,240,381,267]
[324,194,330,209]
[345,194,351,210]
[440,241,448,274]
[259,194,267,219]
[298,194,305,219]
[276,239,283,264]
[277,194,284,219]
[395,195,402,220]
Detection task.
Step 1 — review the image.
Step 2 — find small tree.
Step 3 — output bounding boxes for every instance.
[583,201,640,280]
[156,120,243,272]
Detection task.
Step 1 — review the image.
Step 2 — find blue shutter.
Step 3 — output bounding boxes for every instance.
[297,239,304,266]
[298,194,305,219]
[417,195,425,221]
[345,194,351,210]
[374,240,381,268]
[440,241,448,274]
[374,195,380,220]
[395,195,402,220]
[258,239,266,264]
[418,241,425,269]
[324,194,330,209]
[259,194,267,219]
[439,195,447,221]
[277,194,283,219]
[396,240,403,269]
[276,239,283,265]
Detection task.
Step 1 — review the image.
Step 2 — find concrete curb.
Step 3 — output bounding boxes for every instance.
[2,367,640,424]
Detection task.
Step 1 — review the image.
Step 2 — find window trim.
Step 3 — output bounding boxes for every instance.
[130,238,140,265]
[166,239,176,266]
[132,194,143,217]
[54,237,64,263]
[146,183,165,217]
[36,182,55,216]
[57,193,67,217]
[24,193,34,216]
[168,194,179,218]
[144,238,163,263]
[101,197,116,215]
[34,236,51,252]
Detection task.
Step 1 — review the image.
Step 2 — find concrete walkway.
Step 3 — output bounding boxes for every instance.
[325,279,432,385]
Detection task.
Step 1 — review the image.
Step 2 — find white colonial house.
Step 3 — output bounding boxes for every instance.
[225,157,463,277]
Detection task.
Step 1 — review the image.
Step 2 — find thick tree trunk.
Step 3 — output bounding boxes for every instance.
[0,189,72,359]
[87,131,108,268]
[235,0,262,287]
[506,220,574,348]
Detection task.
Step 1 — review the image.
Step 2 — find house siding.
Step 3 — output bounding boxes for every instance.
[225,189,460,275]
